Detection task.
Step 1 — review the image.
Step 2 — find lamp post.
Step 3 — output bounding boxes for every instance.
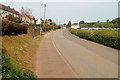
[41,3,47,32]
[39,4,42,35]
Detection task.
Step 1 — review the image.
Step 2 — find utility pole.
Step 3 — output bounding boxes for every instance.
[39,5,41,35]
[41,3,47,32]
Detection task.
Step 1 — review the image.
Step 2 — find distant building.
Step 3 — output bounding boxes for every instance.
[36,19,42,24]
[71,23,80,29]
[36,19,51,25]
[0,3,19,20]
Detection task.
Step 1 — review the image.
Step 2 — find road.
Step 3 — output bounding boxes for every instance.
[34,30,78,78]
[35,29,118,78]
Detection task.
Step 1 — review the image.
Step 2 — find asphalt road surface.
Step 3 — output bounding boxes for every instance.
[35,29,118,78]
[52,29,118,78]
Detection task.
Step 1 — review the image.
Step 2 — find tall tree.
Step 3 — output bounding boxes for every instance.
[33,16,36,23]
[97,20,100,23]
[107,19,109,22]
[66,21,71,28]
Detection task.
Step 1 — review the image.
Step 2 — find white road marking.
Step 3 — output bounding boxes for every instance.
[51,31,79,78]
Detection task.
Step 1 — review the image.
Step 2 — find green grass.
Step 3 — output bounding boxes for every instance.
[69,28,119,50]
[2,34,42,79]
[2,55,37,79]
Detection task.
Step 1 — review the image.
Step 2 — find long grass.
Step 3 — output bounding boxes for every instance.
[2,34,41,78]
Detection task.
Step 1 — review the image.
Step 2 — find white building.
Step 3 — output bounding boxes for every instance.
[36,19,42,24]
[0,3,19,20]
[71,24,80,29]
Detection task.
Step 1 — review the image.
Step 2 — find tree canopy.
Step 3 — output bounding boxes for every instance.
[79,21,85,24]
[110,17,120,24]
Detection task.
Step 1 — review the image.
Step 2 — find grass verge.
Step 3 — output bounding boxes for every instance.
[2,34,41,79]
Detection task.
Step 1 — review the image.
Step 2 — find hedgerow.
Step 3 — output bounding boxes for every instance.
[69,28,119,50]
[2,20,27,35]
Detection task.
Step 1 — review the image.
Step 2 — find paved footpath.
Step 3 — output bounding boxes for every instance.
[34,30,78,78]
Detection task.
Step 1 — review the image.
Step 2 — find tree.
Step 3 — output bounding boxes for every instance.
[110,17,120,24]
[63,24,66,25]
[33,16,36,23]
[97,20,100,23]
[66,21,71,28]
[48,19,52,22]
[52,22,56,26]
[20,7,32,23]
[79,20,84,24]
[107,19,109,22]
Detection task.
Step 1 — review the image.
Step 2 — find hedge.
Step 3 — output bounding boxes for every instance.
[69,28,120,50]
[42,25,61,32]
[2,20,28,35]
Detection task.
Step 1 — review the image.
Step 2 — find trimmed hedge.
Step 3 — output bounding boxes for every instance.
[2,20,28,35]
[69,28,120,50]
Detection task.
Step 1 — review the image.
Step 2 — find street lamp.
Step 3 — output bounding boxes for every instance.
[41,3,47,32]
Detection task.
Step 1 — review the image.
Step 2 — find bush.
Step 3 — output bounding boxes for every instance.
[32,24,40,26]
[53,26,61,30]
[2,20,28,35]
[42,25,61,32]
[2,55,37,79]
[6,14,15,22]
[15,20,22,23]
[79,22,118,28]
[69,28,119,50]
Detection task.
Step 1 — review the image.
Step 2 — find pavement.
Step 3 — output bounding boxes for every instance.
[34,29,118,78]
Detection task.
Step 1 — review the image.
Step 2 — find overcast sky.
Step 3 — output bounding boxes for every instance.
[1,0,119,24]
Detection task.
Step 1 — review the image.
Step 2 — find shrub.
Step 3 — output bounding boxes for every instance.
[53,26,61,30]
[15,19,22,23]
[69,28,119,50]
[6,14,15,22]
[2,20,28,35]
[42,25,61,32]
[2,55,37,79]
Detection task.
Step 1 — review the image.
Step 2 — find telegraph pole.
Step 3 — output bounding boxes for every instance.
[41,3,47,32]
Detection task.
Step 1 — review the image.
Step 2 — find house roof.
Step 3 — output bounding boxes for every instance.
[19,14,32,20]
[0,3,19,15]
